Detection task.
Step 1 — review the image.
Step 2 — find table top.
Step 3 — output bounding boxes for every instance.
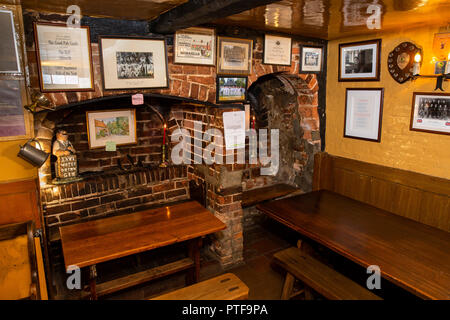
[60,201,226,269]
[257,190,450,300]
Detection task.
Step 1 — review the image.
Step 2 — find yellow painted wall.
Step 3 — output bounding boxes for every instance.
[0,140,37,182]
[326,26,450,180]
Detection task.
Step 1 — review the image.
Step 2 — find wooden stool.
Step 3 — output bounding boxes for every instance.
[151,273,249,300]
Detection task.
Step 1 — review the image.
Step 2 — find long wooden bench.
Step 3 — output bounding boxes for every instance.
[274,247,382,300]
[151,273,249,300]
[242,183,300,208]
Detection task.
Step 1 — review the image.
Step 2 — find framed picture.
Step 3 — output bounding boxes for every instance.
[410,92,450,135]
[300,45,323,73]
[216,76,248,103]
[263,34,292,66]
[174,27,215,66]
[34,23,94,91]
[99,36,168,90]
[339,39,381,81]
[0,9,20,73]
[217,37,253,75]
[344,88,384,142]
[86,109,137,149]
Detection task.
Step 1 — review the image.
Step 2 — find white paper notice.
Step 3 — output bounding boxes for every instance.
[223,111,245,150]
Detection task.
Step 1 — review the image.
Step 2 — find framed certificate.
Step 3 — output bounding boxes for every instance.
[217,37,253,75]
[174,27,215,66]
[410,92,450,135]
[263,34,292,66]
[99,36,168,90]
[34,23,94,92]
[344,88,384,142]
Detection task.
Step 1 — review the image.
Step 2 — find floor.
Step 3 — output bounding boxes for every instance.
[53,215,298,300]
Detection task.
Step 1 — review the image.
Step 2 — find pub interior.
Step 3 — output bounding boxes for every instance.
[0,0,449,304]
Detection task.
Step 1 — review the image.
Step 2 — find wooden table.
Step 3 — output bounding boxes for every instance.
[257,190,450,300]
[60,201,226,299]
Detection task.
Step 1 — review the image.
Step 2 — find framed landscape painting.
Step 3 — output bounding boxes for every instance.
[86,109,137,149]
[99,36,168,90]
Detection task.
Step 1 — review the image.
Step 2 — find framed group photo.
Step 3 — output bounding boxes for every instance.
[339,39,381,81]
[300,45,324,73]
[217,37,253,75]
[344,88,384,142]
[174,27,215,66]
[34,23,94,91]
[263,34,292,66]
[86,109,137,149]
[216,76,248,103]
[410,92,450,135]
[99,36,168,90]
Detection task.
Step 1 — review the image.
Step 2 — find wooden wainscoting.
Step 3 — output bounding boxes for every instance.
[0,179,41,229]
[313,152,450,232]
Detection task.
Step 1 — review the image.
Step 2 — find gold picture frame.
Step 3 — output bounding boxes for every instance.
[217,36,253,75]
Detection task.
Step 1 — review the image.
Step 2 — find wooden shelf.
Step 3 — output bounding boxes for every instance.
[242,183,300,208]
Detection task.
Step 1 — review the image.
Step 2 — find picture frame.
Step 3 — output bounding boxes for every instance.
[0,9,21,74]
[99,36,168,90]
[217,37,253,75]
[34,22,94,92]
[410,92,450,135]
[344,88,384,142]
[339,39,381,81]
[86,109,137,149]
[216,76,248,103]
[263,34,292,66]
[300,45,324,73]
[174,27,216,66]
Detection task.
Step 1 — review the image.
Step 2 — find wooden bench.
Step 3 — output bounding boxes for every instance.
[151,273,249,300]
[242,183,300,208]
[274,247,382,300]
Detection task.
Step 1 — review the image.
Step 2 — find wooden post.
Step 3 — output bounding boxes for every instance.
[89,265,98,300]
[186,237,202,285]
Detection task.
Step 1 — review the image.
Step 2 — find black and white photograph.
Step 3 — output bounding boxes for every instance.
[116,52,154,79]
[216,76,247,103]
[99,36,168,90]
[217,37,253,75]
[300,46,323,73]
[339,39,381,81]
[410,92,450,135]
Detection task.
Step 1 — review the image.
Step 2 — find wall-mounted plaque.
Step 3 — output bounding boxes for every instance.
[174,27,215,66]
[387,42,421,84]
[34,23,94,92]
[263,34,292,66]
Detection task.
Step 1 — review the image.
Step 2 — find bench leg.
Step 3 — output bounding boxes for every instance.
[281,272,295,300]
[89,265,98,300]
[186,238,202,285]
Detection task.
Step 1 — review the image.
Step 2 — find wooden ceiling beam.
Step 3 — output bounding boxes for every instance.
[149,0,280,34]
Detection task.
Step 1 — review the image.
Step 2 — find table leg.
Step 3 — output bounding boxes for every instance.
[186,237,202,285]
[89,265,97,300]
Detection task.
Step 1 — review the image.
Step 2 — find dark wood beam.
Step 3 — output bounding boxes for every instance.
[149,0,280,34]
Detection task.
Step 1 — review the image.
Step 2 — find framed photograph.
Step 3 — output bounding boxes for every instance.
[300,45,323,73]
[99,36,168,90]
[339,39,381,81]
[217,37,253,75]
[263,34,292,66]
[0,9,20,73]
[216,76,248,103]
[174,27,215,66]
[410,92,450,135]
[344,88,384,142]
[34,23,94,91]
[86,109,137,149]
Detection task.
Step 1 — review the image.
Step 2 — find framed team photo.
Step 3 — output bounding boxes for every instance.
[410,92,450,135]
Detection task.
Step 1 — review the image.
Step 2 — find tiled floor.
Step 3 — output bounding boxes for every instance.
[53,215,298,300]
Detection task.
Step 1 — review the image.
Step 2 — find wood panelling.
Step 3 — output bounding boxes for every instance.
[313,152,450,232]
[0,179,41,228]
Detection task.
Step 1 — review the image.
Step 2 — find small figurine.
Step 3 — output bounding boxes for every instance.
[52,129,81,183]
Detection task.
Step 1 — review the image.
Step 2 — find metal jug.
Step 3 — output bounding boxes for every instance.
[17,139,49,167]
